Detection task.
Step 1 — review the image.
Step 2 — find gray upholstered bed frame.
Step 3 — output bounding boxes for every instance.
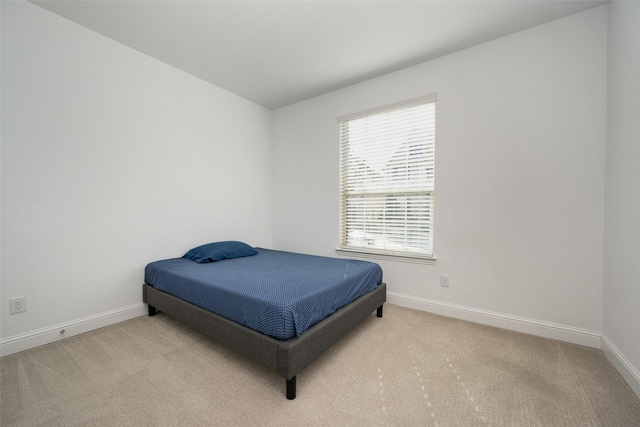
[142,282,386,399]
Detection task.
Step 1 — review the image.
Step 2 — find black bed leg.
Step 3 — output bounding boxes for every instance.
[377,305,383,318]
[148,305,156,317]
[286,376,296,400]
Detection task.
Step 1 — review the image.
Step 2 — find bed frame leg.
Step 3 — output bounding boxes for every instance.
[148,305,156,317]
[377,305,383,318]
[286,376,296,400]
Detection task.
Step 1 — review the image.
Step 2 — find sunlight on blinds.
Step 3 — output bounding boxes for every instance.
[339,95,436,257]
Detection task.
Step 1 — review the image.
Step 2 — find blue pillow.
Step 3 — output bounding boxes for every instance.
[183,241,258,263]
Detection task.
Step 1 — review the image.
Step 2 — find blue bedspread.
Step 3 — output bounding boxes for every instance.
[144,248,383,340]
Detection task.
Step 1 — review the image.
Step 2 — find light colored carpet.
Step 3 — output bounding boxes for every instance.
[2,304,639,426]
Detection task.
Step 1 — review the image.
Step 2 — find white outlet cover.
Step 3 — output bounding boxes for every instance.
[9,297,26,315]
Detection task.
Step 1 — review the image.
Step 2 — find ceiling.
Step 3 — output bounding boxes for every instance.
[31,0,607,110]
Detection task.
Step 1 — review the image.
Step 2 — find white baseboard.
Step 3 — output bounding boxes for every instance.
[0,303,147,357]
[387,292,602,349]
[4,295,635,399]
[601,334,640,399]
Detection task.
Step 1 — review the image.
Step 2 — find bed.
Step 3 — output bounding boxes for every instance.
[142,242,386,399]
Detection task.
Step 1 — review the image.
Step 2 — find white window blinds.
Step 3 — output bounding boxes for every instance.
[339,95,436,258]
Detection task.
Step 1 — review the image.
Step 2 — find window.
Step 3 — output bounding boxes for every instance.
[338,95,436,259]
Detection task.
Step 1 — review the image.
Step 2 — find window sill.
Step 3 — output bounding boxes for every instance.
[335,247,436,265]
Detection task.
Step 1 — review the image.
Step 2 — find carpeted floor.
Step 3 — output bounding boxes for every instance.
[2,303,639,426]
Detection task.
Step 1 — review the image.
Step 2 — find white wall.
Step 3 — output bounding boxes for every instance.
[0,1,272,350]
[272,6,607,344]
[603,1,640,397]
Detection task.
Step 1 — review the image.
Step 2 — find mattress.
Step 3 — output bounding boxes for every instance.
[144,248,383,340]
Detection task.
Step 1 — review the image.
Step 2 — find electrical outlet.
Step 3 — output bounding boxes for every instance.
[9,296,27,315]
[440,274,450,288]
